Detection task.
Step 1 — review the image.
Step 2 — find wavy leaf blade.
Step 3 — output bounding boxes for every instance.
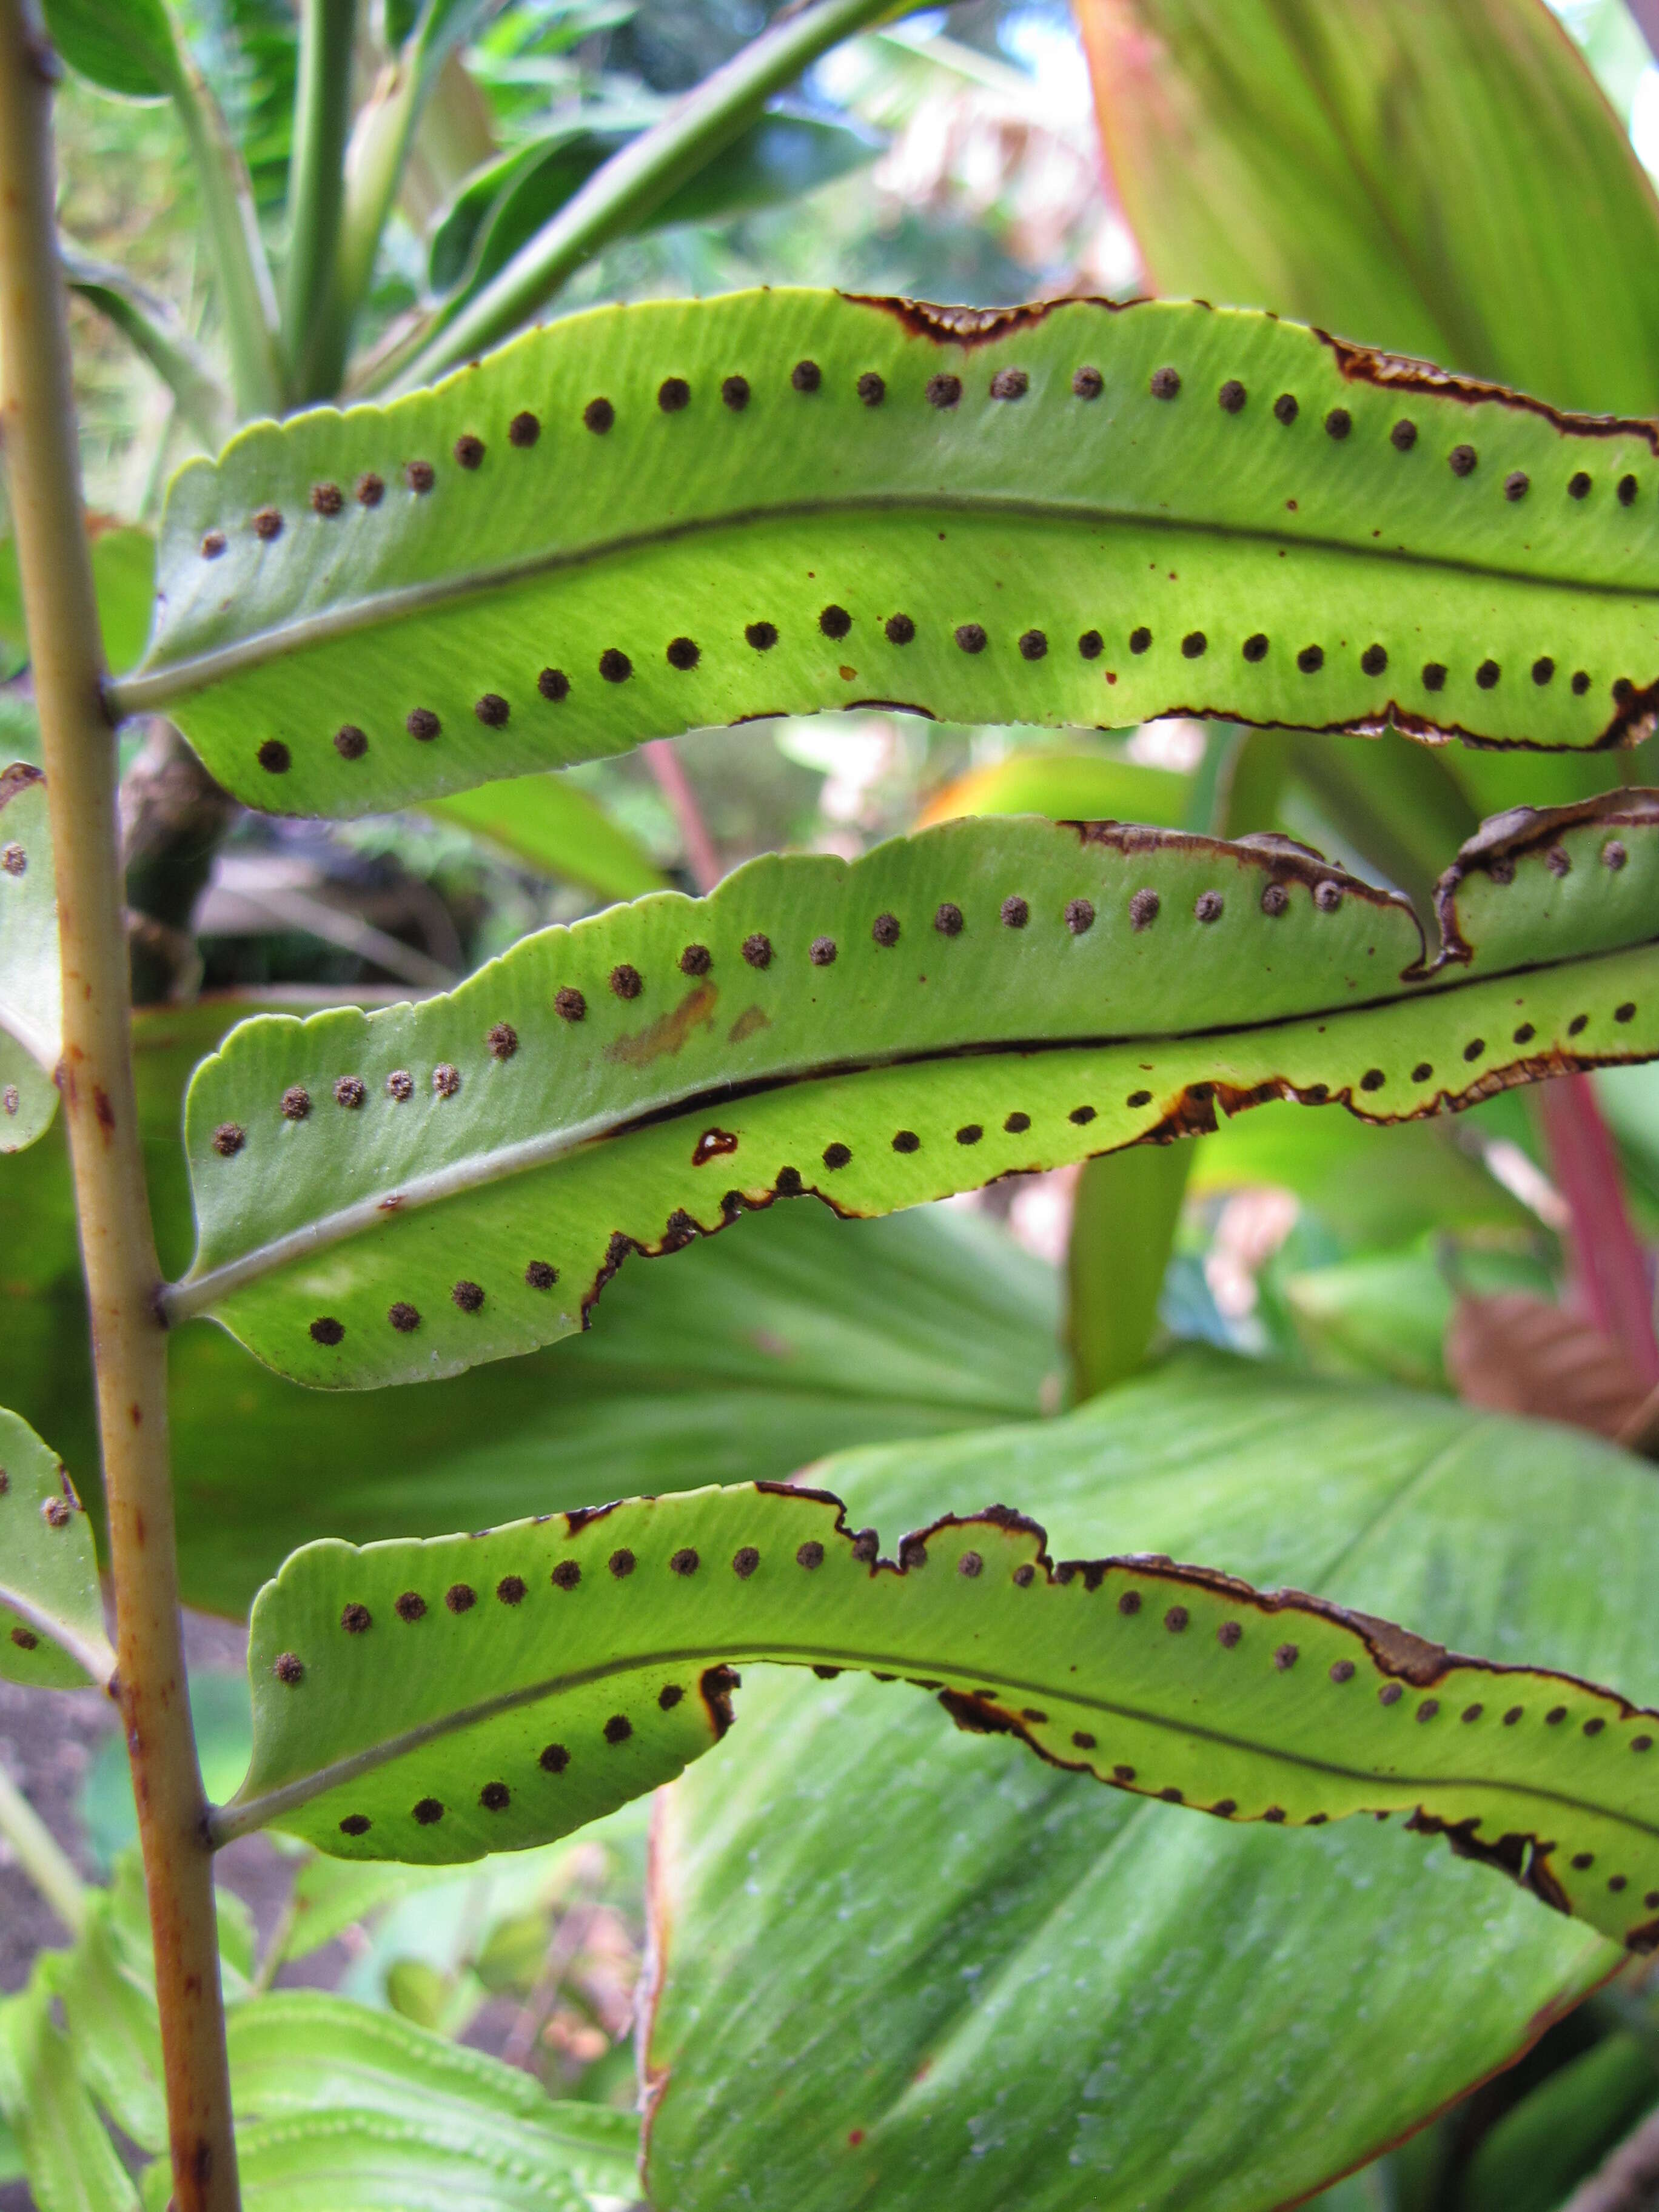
[173,800,1659,1389]
[2,994,1059,1611]
[641,1349,1656,2212]
[229,1475,1659,1952]
[0,1408,112,1690]
[221,1993,637,2207]
[124,292,1659,817]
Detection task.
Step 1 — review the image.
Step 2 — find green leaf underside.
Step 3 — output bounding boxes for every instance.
[124,291,1659,818]
[1,992,1058,1610]
[0,765,61,1154]
[175,797,1659,1389]
[231,1476,1659,1952]
[0,1407,110,1690]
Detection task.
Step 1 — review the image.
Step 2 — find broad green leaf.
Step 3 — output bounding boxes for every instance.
[641,1349,1652,2212]
[424,768,668,898]
[219,1994,638,2204]
[1460,2031,1658,2212]
[118,291,1659,818]
[1,999,1057,1612]
[0,763,62,1153]
[428,105,878,318]
[1079,0,1659,418]
[916,748,1188,829]
[170,796,1659,1389]
[226,1463,1659,1953]
[0,1409,112,1691]
[41,0,179,98]
[0,1972,138,2212]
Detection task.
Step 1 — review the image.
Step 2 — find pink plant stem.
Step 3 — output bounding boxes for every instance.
[643,739,720,893]
[1535,1073,1659,1383]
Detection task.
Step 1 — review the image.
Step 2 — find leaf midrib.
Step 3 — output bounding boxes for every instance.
[166,937,1658,1321]
[112,490,1658,718]
[213,1632,1659,1851]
